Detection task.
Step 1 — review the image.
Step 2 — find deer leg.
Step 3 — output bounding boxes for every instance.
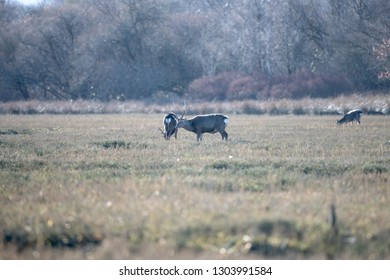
[221,131,228,140]
[224,131,228,140]
[217,128,228,140]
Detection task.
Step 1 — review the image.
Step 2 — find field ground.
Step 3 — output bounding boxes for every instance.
[0,114,389,259]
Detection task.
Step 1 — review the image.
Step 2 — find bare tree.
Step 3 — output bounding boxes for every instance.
[1,0,389,102]
[0,2,30,101]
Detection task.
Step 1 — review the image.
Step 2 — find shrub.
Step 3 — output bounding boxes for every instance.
[187,71,352,101]
[188,73,240,100]
[227,74,269,100]
[268,72,352,99]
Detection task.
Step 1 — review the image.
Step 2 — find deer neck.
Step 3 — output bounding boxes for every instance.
[177,119,194,132]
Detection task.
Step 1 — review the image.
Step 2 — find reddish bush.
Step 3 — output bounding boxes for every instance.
[188,73,240,100]
[227,75,257,100]
[227,73,270,100]
[188,72,271,101]
[267,72,352,99]
[188,71,352,101]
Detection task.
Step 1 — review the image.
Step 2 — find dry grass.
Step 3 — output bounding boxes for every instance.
[0,93,389,115]
[0,114,389,259]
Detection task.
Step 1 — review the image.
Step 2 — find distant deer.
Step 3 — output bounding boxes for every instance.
[160,112,179,140]
[337,109,362,125]
[176,113,229,141]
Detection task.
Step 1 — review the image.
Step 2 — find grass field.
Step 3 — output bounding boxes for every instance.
[0,114,389,259]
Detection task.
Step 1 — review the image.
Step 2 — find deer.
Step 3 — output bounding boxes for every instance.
[159,112,179,140]
[176,113,229,141]
[337,109,363,125]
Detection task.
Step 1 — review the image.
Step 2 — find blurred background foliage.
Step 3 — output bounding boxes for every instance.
[1,0,389,102]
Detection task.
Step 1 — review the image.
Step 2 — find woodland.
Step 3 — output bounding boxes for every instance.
[0,0,389,102]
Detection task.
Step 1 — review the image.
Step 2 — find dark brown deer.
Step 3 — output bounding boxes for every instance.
[337,109,362,125]
[160,112,179,140]
[176,114,229,141]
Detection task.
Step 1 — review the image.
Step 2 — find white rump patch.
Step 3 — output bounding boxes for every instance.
[224,118,229,126]
[165,117,171,125]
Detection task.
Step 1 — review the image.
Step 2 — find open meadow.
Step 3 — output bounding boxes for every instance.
[0,114,389,259]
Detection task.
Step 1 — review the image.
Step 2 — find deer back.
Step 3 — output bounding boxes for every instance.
[189,114,228,132]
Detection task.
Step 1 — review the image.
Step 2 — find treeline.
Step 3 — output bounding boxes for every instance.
[0,0,389,102]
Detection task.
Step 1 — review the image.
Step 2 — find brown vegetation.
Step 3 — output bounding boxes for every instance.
[188,72,352,100]
[1,114,389,259]
[0,94,389,115]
